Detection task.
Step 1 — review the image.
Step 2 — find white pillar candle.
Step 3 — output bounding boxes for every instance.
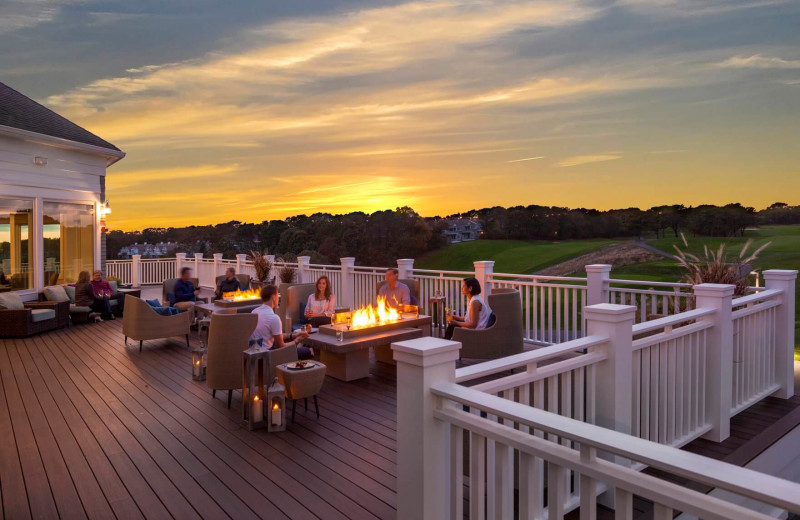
[193,359,201,377]
[271,402,282,426]
[252,396,264,423]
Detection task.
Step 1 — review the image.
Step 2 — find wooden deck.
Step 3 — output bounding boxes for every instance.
[2,319,799,519]
[0,319,397,520]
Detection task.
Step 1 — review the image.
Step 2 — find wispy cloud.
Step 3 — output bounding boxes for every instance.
[718,54,800,69]
[507,156,545,163]
[555,154,621,167]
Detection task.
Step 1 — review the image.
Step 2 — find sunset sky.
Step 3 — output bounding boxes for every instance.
[2,0,799,231]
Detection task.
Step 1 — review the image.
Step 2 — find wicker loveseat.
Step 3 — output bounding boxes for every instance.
[0,292,68,337]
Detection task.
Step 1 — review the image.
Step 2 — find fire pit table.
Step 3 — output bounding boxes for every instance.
[302,327,424,381]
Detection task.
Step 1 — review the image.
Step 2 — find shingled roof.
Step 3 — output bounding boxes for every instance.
[0,81,121,153]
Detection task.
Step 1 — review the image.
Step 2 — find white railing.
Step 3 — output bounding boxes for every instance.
[490,273,588,343]
[392,288,800,519]
[305,264,343,301]
[140,258,176,285]
[351,266,386,308]
[105,259,132,283]
[413,268,473,316]
[609,278,695,322]
[631,308,715,446]
[731,289,782,415]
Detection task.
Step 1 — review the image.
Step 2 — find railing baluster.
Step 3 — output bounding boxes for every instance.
[470,431,486,520]
[615,488,633,520]
[450,424,463,520]
[547,462,565,520]
[494,442,513,519]
[518,451,542,520]
[579,445,596,520]
[653,503,673,520]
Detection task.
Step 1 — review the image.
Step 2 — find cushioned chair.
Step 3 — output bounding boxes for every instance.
[0,292,67,337]
[214,274,252,296]
[122,295,193,352]
[162,277,209,307]
[10,272,29,290]
[452,288,524,360]
[42,284,92,324]
[205,313,258,408]
[376,279,420,306]
[277,283,316,333]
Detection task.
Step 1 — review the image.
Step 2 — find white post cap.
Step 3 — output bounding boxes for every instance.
[584,303,636,323]
[392,337,461,367]
[693,283,736,298]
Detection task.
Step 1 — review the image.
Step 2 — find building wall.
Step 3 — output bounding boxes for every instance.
[0,133,106,300]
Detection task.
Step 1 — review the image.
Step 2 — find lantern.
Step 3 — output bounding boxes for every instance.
[191,347,206,381]
[268,377,286,432]
[242,345,269,431]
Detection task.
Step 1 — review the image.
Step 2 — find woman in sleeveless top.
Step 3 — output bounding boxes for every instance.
[445,277,493,339]
[304,275,337,327]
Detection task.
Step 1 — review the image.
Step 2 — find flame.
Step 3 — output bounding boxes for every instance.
[253,395,259,402]
[272,402,280,410]
[222,288,261,301]
[350,297,401,329]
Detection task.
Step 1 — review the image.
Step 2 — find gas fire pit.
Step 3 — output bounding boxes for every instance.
[214,288,262,308]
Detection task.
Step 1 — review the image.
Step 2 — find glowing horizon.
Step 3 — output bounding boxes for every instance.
[3,0,798,232]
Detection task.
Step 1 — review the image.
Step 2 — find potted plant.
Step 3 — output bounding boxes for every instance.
[278,265,296,284]
[249,250,274,289]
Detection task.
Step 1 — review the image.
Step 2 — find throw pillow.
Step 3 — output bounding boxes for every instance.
[64,285,76,303]
[145,299,162,308]
[109,281,118,294]
[0,292,24,310]
[167,292,176,306]
[43,285,70,302]
[298,301,308,324]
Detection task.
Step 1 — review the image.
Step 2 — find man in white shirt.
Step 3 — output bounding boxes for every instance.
[251,284,313,358]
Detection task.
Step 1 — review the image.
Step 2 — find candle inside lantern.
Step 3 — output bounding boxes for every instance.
[193,359,201,377]
[253,395,264,423]
[271,401,282,426]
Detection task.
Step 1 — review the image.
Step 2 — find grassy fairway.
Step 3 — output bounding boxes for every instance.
[612,225,800,359]
[416,238,617,274]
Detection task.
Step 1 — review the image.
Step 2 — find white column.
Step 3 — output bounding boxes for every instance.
[33,197,44,293]
[694,283,734,442]
[297,255,311,284]
[235,253,247,275]
[763,270,798,399]
[340,257,356,309]
[213,253,223,280]
[586,264,611,306]
[266,254,276,283]
[585,304,636,435]
[131,254,142,288]
[397,258,415,279]
[175,253,186,278]
[473,260,495,294]
[392,337,461,520]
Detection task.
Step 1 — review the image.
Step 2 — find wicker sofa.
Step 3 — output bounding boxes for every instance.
[0,292,68,337]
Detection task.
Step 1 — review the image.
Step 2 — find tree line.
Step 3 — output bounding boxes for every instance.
[106,202,799,264]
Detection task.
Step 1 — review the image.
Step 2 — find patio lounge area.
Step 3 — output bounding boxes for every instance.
[2,317,800,519]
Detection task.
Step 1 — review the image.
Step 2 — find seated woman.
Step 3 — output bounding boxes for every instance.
[445,277,493,340]
[304,275,336,327]
[252,284,314,360]
[75,270,114,321]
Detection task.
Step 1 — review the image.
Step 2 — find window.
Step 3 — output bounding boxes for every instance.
[43,201,94,285]
[0,198,34,291]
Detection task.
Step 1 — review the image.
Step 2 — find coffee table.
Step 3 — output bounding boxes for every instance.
[302,327,424,381]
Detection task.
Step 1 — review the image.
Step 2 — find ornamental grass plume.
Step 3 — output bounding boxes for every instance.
[673,233,769,296]
[249,250,273,283]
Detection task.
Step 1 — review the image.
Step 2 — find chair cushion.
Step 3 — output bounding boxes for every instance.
[0,292,24,310]
[30,308,56,322]
[145,299,180,316]
[70,304,92,313]
[109,281,119,294]
[64,285,76,303]
[43,285,70,302]
[298,301,308,325]
[167,292,176,306]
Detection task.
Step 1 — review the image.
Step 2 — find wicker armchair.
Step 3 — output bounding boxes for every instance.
[277,283,316,332]
[122,295,193,352]
[162,277,209,306]
[214,274,252,297]
[0,292,67,337]
[452,288,524,360]
[205,313,258,407]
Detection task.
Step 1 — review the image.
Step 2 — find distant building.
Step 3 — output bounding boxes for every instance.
[444,218,482,243]
[118,241,176,258]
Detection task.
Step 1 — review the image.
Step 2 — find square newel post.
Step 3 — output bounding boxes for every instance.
[235,254,247,276]
[131,254,142,288]
[194,253,203,282]
[694,283,734,442]
[392,337,461,520]
[586,264,611,305]
[175,253,187,278]
[474,260,494,294]
[213,253,223,280]
[397,258,415,279]
[340,257,356,309]
[763,270,798,398]
[297,256,310,284]
[585,304,636,435]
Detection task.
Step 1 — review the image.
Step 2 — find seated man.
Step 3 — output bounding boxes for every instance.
[173,267,200,313]
[378,268,410,308]
[90,269,123,314]
[252,284,314,359]
[215,267,242,299]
